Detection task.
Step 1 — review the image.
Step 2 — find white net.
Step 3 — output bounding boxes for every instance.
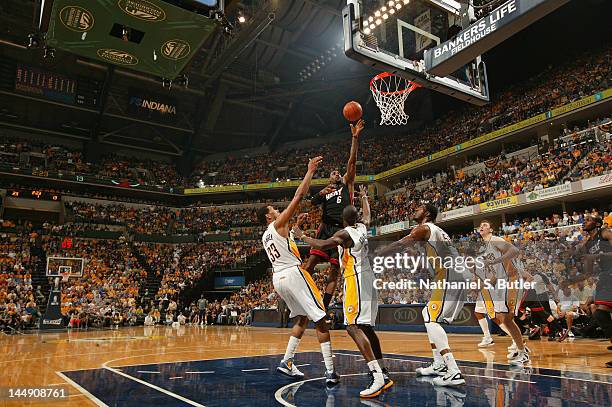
[370,73,420,126]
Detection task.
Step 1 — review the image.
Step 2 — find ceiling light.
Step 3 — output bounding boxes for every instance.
[383,13,389,19]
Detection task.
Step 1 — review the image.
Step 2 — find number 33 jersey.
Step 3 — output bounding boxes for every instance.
[262,221,303,272]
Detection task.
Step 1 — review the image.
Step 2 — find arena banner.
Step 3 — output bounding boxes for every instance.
[378,221,410,235]
[128,89,177,124]
[581,173,612,191]
[479,195,519,212]
[525,182,572,202]
[547,92,610,118]
[438,205,476,221]
[183,177,372,194]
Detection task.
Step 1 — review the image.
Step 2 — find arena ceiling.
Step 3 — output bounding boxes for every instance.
[0,0,609,162]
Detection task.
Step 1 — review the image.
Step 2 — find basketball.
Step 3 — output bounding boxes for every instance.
[343,101,363,122]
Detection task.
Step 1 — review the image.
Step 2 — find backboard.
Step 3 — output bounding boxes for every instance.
[344,0,569,106]
[46,257,84,278]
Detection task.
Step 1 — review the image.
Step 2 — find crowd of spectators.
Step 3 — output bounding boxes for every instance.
[1,48,609,190]
[188,47,611,186]
[370,119,611,226]
[65,201,261,235]
[0,222,43,332]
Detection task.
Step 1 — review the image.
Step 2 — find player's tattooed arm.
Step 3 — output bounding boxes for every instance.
[358,185,371,227]
[343,119,364,187]
[376,224,430,257]
[276,156,322,231]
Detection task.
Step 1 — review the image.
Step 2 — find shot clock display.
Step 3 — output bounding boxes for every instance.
[8,189,60,201]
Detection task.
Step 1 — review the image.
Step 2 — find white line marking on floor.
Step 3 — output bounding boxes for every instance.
[169,376,183,380]
[241,368,269,372]
[55,371,108,407]
[137,371,161,374]
[185,371,215,374]
[102,363,205,407]
[295,364,310,368]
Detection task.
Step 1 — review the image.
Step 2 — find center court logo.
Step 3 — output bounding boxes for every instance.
[97,49,139,66]
[161,40,191,60]
[59,6,95,32]
[118,0,166,21]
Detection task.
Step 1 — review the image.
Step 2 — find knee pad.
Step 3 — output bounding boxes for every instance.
[593,309,612,338]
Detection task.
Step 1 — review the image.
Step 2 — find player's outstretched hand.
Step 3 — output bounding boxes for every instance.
[308,156,323,173]
[350,119,365,138]
[319,184,336,196]
[358,184,368,199]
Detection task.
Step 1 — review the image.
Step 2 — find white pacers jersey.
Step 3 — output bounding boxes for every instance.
[261,222,302,272]
[338,223,372,277]
[423,222,466,324]
[339,223,377,326]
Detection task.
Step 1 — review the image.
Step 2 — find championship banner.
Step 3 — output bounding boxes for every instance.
[39,280,64,330]
[438,205,475,221]
[479,195,519,212]
[581,173,612,191]
[414,10,432,53]
[525,183,572,202]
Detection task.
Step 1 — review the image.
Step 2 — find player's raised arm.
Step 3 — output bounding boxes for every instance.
[275,156,322,230]
[358,185,371,227]
[376,224,430,257]
[293,224,351,251]
[343,119,363,188]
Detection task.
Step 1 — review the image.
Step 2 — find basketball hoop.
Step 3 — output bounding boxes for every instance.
[370,72,420,126]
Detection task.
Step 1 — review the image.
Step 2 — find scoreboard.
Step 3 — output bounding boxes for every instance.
[7,189,61,201]
[0,59,99,108]
[15,64,77,104]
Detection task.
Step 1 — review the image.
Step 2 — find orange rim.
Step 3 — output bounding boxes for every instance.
[370,72,420,96]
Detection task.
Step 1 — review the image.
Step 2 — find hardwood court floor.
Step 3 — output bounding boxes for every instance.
[1,325,610,406]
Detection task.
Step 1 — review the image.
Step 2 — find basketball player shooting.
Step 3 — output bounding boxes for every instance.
[378,204,466,386]
[257,156,340,386]
[293,185,393,398]
[304,118,364,310]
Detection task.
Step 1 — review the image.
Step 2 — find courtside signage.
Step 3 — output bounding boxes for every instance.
[439,206,475,221]
[581,174,612,191]
[479,196,519,212]
[525,183,572,202]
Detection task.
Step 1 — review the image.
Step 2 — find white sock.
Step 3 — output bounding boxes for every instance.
[442,352,460,373]
[320,341,334,372]
[478,318,491,338]
[377,358,385,370]
[283,336,300,361]
[367,360,382,373]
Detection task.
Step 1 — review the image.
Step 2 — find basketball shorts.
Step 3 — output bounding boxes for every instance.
[492,276,524,316]
[594,275,612,307]
[273,266,326,322]
[343,268,378,326]
[309,223,341,266]
[423,281,466,325]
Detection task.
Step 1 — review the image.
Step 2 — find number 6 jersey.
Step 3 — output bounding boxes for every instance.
[262,221,303,272]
